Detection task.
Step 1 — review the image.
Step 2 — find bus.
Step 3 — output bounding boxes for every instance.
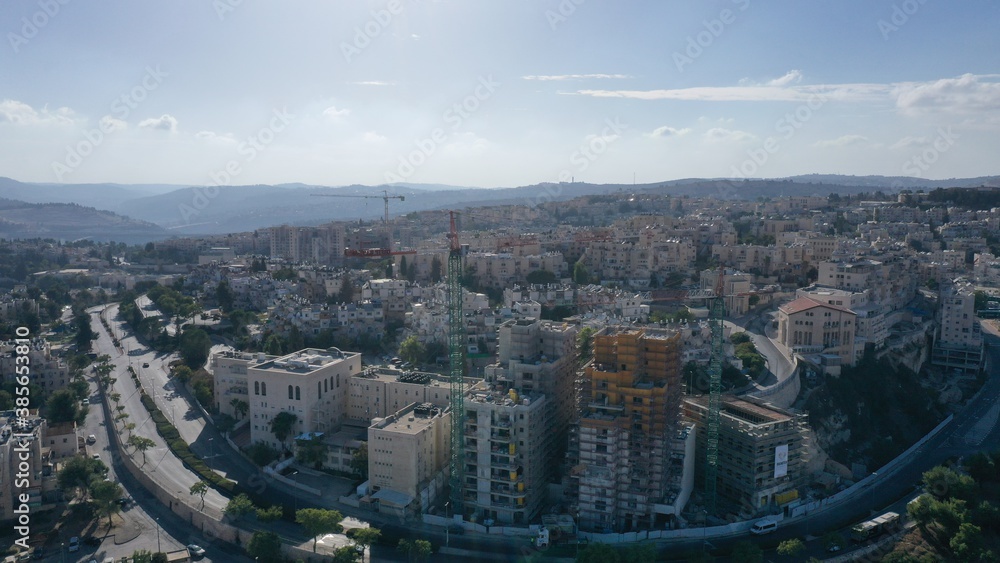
[850,511,900,542]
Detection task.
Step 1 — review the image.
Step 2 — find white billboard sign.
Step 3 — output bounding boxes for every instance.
[774,444,789,478]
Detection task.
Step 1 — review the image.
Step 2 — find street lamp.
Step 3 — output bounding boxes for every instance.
[208,437,214,460]
[156,517,161,553]
[445,501,451,547]
[870,471,879,514]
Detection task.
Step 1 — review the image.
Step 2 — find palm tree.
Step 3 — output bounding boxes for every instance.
[230,398,249,421]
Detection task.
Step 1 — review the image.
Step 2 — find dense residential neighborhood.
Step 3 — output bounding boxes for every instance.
[1,183,1000,561]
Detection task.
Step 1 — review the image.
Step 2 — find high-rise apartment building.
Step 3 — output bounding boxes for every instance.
[568,328,691,533]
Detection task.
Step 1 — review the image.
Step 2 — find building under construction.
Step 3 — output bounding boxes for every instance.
[683,395,811,518]
[568,327,695,533]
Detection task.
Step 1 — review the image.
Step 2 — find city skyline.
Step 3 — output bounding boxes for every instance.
[1,1,999,187]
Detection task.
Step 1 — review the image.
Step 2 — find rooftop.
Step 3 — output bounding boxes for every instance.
[779,296,855,316]
[252,347,358,374]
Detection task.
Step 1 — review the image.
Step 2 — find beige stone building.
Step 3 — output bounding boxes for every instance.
[247,348,361,450]
[367,403,451,516]
[776,297,857,366]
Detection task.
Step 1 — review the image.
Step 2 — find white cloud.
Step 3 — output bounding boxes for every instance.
[766,70,803,87]
[98,115,127,133]
[646,125,692,138]
[894,73,1000,115]
[351,81,396,87]
[442,132,489,156]
[0,99,76,125]
[362,131,386,144]
[138,114,178,132]
[572,73,1000,119]
[704,128,756,143]
[889,135,930,150]
[522,74,631,81]
[813,134,868,148]
[195,130,237,144]
[322,106,350,120]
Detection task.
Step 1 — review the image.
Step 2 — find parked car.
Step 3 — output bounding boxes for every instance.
[81,398,89,405]
[68,537,79,552]
[86,434,97,444]
[142,362,150,368]
[187,544,206,558]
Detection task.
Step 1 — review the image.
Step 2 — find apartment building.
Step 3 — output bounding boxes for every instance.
[0,418,47,521]
[270,223,345,266]
[247,348,361,450]
[0,339,69,393]
[568,328,690,533]
[797,285,888,350]
[684,396,811,517]
[347,367,463,424]
[461,388,549,525]
[485,319,578,469]
[212,350,278,418]
[367,402,451,517]
[776,297,857,366]
[700,269,752,317]
[932,279,984,374]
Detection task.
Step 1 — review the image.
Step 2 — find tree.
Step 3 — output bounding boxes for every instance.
[730,540,763,563]
[296,434,327,469]
[296,508,344,552]
[130,550,153,563]
[776,538,805,557]
[526,269,556,284]
[624,543,656,563]
[189,481,209,509]
[821,531,846,552]
[178,328,212,369]
[74,312,95,351]
[353,527,380,561]
[271,411,299,452]
[128,435,156,466]
[151,554,168,563]
[908,493,934,529]
[246,531,282,563]
[230,398,249,420]
[577,327,596,361]
[224,493,256,519]
[577,543,620,563]
[430,255,443,283]
[573,261,590,285]
[332,545,361,563]
[57,455,106,500]
[950,522,984,561]
[399,256,409,280]
[398,335,425,366]
[246,442,280,467]
[45,389,81,424]
[351,443,369,479]
[410,539,432,562]
[90,479,123,529]
[256,505,284,522]
[124,422,136,437]
[216,280,234,312]
[923,465,976,500]
[339,276,355,303]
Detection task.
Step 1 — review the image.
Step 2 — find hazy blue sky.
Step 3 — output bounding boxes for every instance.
[1,0,998,187]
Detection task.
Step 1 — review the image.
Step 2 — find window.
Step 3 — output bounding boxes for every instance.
[295,386,301,401]
[254,381,260,395]
[261,382,266,396]
[289,385,294,400]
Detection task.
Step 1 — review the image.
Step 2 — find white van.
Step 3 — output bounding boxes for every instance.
[750,517,779,535]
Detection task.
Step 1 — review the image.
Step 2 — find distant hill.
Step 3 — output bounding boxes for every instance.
[1,174,998,238]
[0,198,168,243]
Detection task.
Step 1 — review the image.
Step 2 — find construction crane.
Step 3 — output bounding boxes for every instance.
[447,211,466,515]
[704,269,726,515]
[312,190,405,253]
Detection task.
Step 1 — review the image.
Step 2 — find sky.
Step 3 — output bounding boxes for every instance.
[1,0,998,188]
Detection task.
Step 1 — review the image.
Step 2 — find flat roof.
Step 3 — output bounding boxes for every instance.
[252,348,357,374]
